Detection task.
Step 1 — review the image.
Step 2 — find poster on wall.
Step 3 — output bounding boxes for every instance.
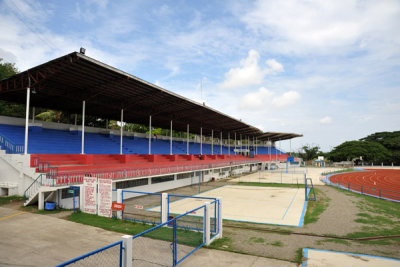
[97,178,112,217]
[83,177,97,215]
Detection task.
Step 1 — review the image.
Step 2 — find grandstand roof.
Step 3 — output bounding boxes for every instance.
[0,51,301,141]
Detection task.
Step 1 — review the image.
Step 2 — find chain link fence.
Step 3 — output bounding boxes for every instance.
[122,190,162,225]
[56,241,122,267]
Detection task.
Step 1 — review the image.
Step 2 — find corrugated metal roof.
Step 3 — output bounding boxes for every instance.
[0,51,302,141]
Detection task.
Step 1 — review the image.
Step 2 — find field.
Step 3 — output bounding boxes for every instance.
[1,167,399,265]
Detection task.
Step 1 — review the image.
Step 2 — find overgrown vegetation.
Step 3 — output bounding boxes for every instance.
[295,248,304,264]
[249,237,265,243]
[304,188,330,225]
[331,187,400,245]
[317,238,351,246]
[68,212,203,247]
[270,240,284,247]
[207,236,233,250]
[0,196,23,206]
[322,168,355,175]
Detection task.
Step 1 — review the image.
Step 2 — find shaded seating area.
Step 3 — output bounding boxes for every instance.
[0,123,287,156]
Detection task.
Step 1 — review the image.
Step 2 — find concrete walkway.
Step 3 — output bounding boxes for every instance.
[0,207,296,266]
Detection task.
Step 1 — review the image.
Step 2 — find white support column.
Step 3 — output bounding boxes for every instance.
[234,132,236,155]
[148,115,152,155]
[79,185,84,211]
[38,189,44,210]
[268,139,271,160]
[200,127,203,155]
[170,120,173,155]
[117,189,123,219]
[32,106,35,123]
[217,197,223,239]
[186,124,189,155]
[256,137,258,155]
[220,132,222,155]
[228,132,230,155]
[161,193,168,223]
[205,202,211,245]
[81,100,85,155]
[120,109,124,155]
[24,87,30,155]
[74,114,77,126]
[211,129,214,155]
[240,134,242,154]
[122,235,133,267]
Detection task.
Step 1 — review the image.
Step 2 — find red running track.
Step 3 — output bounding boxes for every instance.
[329,169,400,202]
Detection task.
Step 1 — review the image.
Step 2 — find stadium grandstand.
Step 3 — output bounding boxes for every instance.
[0,50,302,208]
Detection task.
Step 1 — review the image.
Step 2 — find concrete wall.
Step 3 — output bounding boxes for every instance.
[45,162,261,209]
[0,152,36,196]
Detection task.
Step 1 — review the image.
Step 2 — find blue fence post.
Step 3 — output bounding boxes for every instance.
[173,219,177,266]
[73,188,75,213]
[304,174,307,201]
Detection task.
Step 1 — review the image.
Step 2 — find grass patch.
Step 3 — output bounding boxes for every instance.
[317,238,351,246]
[249,237,265,243]
[207,237,233,250]
[354,213,394,226]
[304,188,330,225]
[36,209,69,214]
[238,182,304,188]
[330,187,400,244]
[322,168,355,175]
[0,196,23,206]
[270,241,283,247]
[295,248,304,264]
[68,212,203,247]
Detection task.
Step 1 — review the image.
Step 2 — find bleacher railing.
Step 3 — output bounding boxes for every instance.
[38,159,261,186]
[0,134,24,154]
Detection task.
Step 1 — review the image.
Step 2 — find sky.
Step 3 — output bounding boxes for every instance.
[0,0,399,152]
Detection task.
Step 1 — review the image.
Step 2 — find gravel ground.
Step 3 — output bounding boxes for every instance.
[4,172,399,264]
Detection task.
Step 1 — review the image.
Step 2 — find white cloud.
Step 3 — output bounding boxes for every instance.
[272,91,301,108]
[240,87,274,110]
[241,0,400,55]
[266,59,284,73]
[240,87,300,110]
[220,50,284,89]
[320,116,332,124]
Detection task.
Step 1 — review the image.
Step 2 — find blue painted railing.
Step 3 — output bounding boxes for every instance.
[0,134,24,153]
[56,240,123,267]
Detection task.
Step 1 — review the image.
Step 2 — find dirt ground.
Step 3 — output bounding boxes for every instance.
[117,171,400,263]
[4,167,400,264]
[216,185,400,263]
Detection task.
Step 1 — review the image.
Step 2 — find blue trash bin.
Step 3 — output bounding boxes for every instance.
[45,202,56,210]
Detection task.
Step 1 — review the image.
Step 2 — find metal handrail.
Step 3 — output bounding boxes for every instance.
[46,159,261,186]
[0,133,24,153]
[23,174,43,203]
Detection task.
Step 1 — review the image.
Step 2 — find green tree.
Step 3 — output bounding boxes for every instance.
[0,58,18,80]
[297,145,321,161]
[0,59,25,117]
[328,141,392,163]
